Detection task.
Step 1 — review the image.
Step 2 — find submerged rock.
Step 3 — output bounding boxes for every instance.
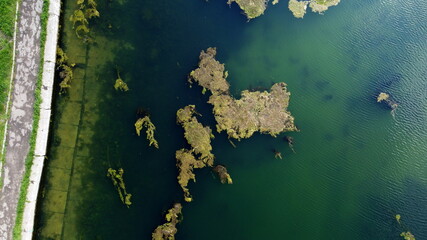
[152,203,183,240]
[189,48,298,141]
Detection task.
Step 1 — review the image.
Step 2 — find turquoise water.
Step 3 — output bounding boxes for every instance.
[35,0,427,239]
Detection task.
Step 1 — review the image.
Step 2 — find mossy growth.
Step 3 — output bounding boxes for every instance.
[107,168,132,208]
[213,165,233,184]
[135,116,159,149]
[56,47,76,93]
[152,203,183,240]
[114,71,129,91]
[189,48,298,141]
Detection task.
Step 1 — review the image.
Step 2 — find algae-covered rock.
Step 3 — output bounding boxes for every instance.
[213,165,233,184]
[152,203,182,240]
[107,168,132,208]
[189,48,297,140]
[227,0,268,19]
[177,105,214,164]
[135,116,159,149]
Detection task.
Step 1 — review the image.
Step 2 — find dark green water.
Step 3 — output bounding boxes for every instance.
[35,0,427,239]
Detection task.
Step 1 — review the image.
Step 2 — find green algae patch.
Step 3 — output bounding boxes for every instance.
[135,116,159,148]
[107,168,132,208]
[56,47,76,93]
[288,0,308,18]
[114,70,129,91]
[227,0,268,20]
[225,0,340,19]
[177,105,214,164]
[69,0,99,41]
[212,165,233,184]
[189,47,297,141]
[152,203,182,240]
[176,105,215,202]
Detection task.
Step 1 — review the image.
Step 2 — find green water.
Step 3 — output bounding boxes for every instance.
[35,0,427,239]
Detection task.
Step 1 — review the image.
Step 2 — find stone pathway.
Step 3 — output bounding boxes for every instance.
[0,0,43,239]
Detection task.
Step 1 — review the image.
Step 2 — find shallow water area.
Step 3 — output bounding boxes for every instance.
[35,0,427,239]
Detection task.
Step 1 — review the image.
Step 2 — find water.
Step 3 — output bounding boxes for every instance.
[35,0,427,239]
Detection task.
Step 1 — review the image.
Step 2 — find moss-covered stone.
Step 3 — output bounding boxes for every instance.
[152,203,182,240]
[189,48,298,141]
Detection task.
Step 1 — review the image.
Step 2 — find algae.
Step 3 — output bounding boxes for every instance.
[106,168,132,208]
[114,71,129,91]
[152,203,182,240]
[177,105,214,164]
[212,165,233,184]
[377,92,398,115]
[69,0,99,40]
[176,149,207,202]
[135,116,159,149]
[175,105,215,202]
[56,48,76,93]
[189,48,297,141]
[227,0,268,20]
[226,0,340,19]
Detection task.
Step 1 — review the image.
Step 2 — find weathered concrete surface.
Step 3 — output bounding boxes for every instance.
[0,0,43,239]
[22,0,61,238]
